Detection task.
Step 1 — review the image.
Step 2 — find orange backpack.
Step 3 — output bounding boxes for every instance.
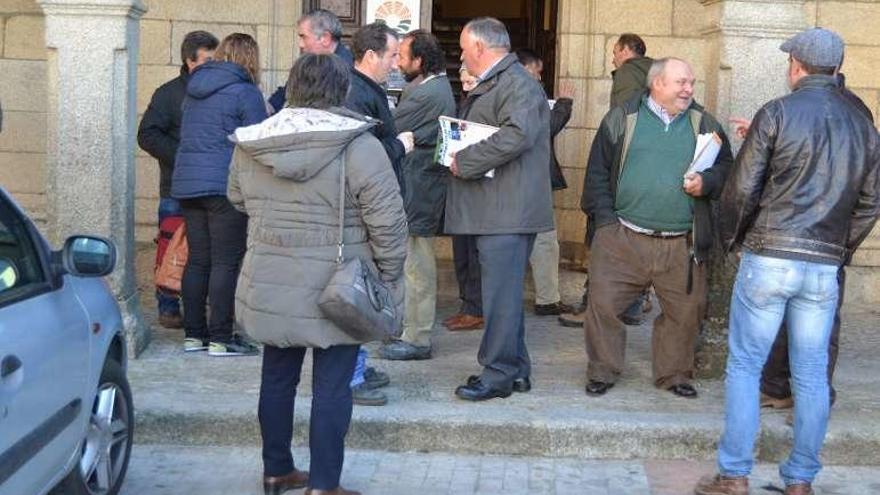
[155,222,188,293]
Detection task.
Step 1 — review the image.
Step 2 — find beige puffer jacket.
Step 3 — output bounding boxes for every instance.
[227,107,407,348]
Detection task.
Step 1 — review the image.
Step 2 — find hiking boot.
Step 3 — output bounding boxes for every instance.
[694,474,748,495]
[760,392,794,409]
[183,337,208,352]
[379,340,432,361]
[784,482,813,495]
[208,334,260,357]
[362,367,390,390]
[352,383,387,406]
[534,301,575,316]
[558,310,586,328]
[159,313,183,329]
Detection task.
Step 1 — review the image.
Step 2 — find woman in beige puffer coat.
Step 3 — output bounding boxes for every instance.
[227,53,406,495]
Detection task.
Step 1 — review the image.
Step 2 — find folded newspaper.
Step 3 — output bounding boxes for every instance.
[435,116,498,178]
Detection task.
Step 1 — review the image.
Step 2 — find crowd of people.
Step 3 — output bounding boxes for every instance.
[138,10,880,495]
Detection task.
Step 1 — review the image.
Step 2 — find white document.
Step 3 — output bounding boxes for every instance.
[435,116,498,178]
[685,132,722,176]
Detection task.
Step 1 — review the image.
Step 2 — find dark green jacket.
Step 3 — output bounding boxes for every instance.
[610,56,653,108]
[445,54,554,235]
[581,93,734,261]
[393,74,456,236]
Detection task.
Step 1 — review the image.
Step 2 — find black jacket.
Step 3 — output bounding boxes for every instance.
[720,75,880,265]
[138,66,188,198]
[345,68,406,195]
[549,97,572,190]
[581,93,734,262]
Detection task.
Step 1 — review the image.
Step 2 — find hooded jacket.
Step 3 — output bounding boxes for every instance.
[172,61,268,199]
[227,107,407,348]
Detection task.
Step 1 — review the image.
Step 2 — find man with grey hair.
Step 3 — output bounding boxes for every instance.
[696,28,880,495]
[448,17,554,401]
[580,57,733,399]
[269,8,354,112]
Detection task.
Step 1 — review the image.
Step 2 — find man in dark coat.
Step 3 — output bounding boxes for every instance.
[342,22,414,406]
[137,30,218,329]
[268,9,354,112]
[449,18,553,401]
[380,30,455,361]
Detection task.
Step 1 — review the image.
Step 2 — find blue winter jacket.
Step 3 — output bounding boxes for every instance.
[171,61,268,199]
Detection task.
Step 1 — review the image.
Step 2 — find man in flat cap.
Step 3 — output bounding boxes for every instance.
[696,28,880,495]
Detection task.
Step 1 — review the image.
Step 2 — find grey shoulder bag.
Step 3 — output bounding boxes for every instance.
[317,155,402,342]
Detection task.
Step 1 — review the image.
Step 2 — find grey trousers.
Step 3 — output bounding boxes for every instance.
[476,234,536,389]
[401,236,437,347]
[529,229,561,305]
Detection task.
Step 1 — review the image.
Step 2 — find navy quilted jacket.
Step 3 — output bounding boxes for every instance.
[171,61,267,199]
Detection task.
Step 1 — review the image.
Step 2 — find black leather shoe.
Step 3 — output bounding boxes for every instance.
[455,378,512,401]
[668,383,698,398]
[585,380,614,397]
[466,375,531,393]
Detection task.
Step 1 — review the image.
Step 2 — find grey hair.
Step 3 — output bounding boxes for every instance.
[299,8,343,42]
[464,17,510,51]
[647,57,689,86]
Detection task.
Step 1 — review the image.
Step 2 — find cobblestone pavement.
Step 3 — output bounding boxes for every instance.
[122,445,880,495]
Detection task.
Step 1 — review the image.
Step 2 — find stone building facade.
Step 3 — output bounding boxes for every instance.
[1,0,879,351]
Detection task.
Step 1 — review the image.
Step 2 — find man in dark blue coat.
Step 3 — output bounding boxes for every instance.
[269,9,354,112]
[137,30,218,329]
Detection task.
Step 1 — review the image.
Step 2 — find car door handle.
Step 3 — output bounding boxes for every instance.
[1,355,21,379]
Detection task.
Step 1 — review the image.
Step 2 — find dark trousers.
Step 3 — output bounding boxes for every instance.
[180,196,247,343]
[584,224,706,388]
[452,234,482,316]
[761,267,844,404]
[259,344,359,490]
[476,234,535,389]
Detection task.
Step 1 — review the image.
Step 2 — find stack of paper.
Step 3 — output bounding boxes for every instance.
[686,132,722,176]
[435,116,498,178]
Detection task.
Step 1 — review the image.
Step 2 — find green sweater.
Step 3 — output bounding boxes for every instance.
[614,102,696,232]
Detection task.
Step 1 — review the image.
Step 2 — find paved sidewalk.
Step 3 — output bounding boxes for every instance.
[130,243,880,463]
[121,445,880,495]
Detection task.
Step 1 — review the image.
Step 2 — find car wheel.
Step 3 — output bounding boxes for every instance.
[53,359,133,495]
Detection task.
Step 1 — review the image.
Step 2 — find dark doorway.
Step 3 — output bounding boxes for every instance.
[431,0,558,97]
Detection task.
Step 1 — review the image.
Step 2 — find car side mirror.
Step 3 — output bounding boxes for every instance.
[0,257,18,291]
[62,235,116,277]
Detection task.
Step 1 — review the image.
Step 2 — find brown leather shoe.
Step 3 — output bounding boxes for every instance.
[304,487,362,495]
[263,468,309,495]
[447,314,483,331]
[761,392,794,409]
[442,313,465,327]
[694,473,748,495]
[784,482,813,495]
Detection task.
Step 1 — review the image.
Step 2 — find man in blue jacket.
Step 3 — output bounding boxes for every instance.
[137,30,218,329]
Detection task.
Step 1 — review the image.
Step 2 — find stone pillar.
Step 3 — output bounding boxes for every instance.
[39,0,149,356]
[696,0,807,377]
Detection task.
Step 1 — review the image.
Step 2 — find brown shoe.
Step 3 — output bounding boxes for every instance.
[304,487,362,495]
[784,482,813,495]
[158,313,183,329]
[442,313,465,327]
[761,392,794,409]
[264,468,309,495]
[447,315,483,331]
[694,474,748,495]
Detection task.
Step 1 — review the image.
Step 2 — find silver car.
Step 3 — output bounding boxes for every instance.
[0,187,133,495]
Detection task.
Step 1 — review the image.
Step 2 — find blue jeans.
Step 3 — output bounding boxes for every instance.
[718,252,839,486]
[156,197,182,316]
[349,348,367,388]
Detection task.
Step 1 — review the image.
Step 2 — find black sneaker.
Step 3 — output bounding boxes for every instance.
[362,367,390,390]
[208,334,259,357]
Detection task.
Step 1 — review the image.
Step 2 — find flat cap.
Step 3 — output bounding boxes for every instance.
[780,27,844,68]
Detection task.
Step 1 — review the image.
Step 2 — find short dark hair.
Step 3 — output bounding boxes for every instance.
[352,22,398,62]
[404,30,446,75]
[616,33,646,57]
[286,53,351,109]
[798,59,837,75]
[515,48,541,67]
[300,8,343,42]
[181,30,219,64]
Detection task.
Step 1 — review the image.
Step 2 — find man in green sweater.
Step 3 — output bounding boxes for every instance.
[580,58,733,399]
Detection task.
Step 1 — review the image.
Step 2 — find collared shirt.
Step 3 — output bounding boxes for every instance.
[646,96,684,127]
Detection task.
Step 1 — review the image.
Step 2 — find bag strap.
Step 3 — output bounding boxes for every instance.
[335,155,346,264]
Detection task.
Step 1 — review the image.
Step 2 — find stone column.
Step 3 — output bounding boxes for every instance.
[39,0,149,356]
[696,0,807,377]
